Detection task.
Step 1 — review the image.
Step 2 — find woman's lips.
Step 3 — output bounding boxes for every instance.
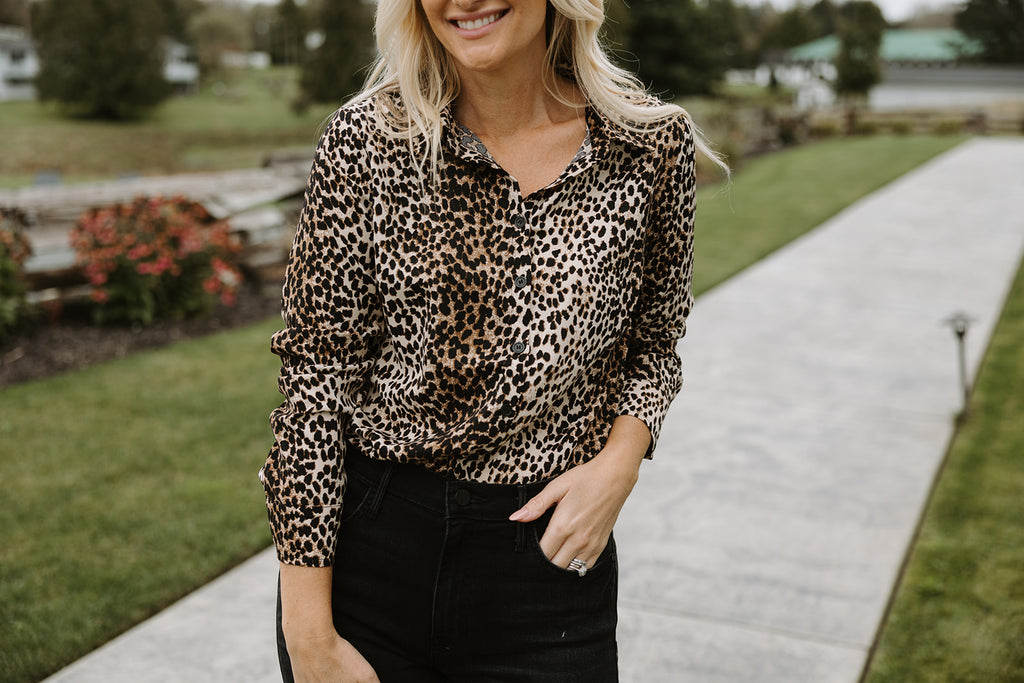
[451,10,508,33]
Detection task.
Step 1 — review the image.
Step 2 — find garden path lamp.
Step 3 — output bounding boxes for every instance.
[943,311,973,417]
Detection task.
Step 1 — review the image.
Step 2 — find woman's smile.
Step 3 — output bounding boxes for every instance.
[450,9,509,34]
[422,0,547,74]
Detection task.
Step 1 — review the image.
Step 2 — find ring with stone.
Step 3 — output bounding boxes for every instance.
[568,558,588,577]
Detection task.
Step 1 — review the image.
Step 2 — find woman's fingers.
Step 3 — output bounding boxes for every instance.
[543,499,609,569]
[509,443,641,571]
[508,475,570,522]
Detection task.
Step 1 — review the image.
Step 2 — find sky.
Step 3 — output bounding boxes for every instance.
[229,0,958,26]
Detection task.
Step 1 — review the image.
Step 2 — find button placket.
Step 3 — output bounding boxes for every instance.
[501,197,535,421]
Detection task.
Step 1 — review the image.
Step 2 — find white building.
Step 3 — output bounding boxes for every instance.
[0,25,39,101]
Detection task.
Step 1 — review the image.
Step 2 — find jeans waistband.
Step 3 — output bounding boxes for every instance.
[345,445,552,521]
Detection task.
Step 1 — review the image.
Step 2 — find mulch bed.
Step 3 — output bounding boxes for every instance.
[0,286,282,388]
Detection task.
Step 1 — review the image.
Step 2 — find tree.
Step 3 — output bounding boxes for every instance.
[188,4,251,76]
[705,0,754,69]
[272,0,307,66]
[297,0,374,107]
[628,0,728,97]
[602,0,634,66]
[249,3,275,56]
[833,0,887,99]
[809,0,840,36]
[956,0,1024,63]
[30,0,171,119]
[155,0,203,43]
[0,0,28,26]
[763,6,819,50]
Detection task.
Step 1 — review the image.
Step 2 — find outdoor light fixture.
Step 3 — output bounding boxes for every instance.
[943,311,973,417]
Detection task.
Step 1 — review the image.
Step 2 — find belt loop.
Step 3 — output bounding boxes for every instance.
[514,484,527,553]
[366,462,396,521]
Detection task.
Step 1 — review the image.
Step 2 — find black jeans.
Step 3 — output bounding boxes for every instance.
[277,448,619,682]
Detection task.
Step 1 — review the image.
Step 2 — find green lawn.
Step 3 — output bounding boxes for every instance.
[0,68,337,186]
[0,320,283,681]
[864,257,1024,681]
[0,134,965,682]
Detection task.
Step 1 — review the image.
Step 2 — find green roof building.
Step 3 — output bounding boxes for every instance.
[751,28,1024,111]
[787,29,982,64]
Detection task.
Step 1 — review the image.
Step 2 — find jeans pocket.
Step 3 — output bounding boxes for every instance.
[528,509,617,578]
[337,469,375,525]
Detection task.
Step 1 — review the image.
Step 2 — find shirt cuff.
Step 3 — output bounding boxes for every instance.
[265,498,341,567]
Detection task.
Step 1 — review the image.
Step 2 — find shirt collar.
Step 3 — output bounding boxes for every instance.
[440,102,659,164]
[584,106,660,154]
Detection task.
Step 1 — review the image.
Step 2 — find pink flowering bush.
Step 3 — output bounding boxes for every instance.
[71,196,243,325]
[0,213,33,340]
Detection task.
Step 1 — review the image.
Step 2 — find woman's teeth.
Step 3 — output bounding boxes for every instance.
[455,13,502,30]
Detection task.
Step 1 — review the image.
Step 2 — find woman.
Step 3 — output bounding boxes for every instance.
[261,0,720,680]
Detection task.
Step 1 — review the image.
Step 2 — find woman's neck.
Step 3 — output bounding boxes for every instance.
[453,53,582,140]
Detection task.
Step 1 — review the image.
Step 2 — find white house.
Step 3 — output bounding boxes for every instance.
[0,25,39,101]
[164,40,200,94]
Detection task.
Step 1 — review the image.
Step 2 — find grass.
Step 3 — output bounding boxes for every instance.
[0,67,337,186]
[0,134,967,682]
[0,319,283,681]
[864,256,1024,682]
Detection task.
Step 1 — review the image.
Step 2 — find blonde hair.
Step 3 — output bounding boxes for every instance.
[350,0,727,180]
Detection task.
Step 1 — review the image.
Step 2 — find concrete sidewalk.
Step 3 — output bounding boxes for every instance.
[46,138,1024,682]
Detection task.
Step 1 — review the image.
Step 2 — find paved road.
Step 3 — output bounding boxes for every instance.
[46,138,1024,682]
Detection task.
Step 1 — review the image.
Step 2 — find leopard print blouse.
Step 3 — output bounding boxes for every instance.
[261,91,696,567]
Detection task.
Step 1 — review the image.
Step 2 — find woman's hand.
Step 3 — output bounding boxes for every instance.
[509,415,651,570]
[286,631,379,683]
[279,564,379,682]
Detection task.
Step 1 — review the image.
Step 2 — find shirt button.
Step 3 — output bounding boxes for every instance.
[511,341,526,354]
[455,489,472,506]
[513,215,526,229]
[499,403,515,417]
[514,274,529,289]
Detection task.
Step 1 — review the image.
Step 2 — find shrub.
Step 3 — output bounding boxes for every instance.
[0,213,32,341]
[809,119,841,139]
[890,120,914,135]
[851,119,880,136]
[71,196,243,325]
[933,119,964,136]
[776,115,806,146]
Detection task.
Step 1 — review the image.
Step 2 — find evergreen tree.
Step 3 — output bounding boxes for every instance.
[628,0,727,97]
[955,0,1024,63]
[809,0,840,36]
[705,0,749,69]
[764,6,819,50]
[155,0,202,43]
[0,0,28,26]
[31,0,171,119]
[602,0,634,65]
[272,0,307,66]
[249,4,277,55]
[833,0,886,98]
[297,0,374,107]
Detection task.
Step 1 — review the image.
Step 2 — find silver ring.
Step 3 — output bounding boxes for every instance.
[568,558,588,577]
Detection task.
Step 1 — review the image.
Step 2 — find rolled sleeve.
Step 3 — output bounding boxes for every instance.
[260,107,384,567]
[617,116,696,457]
